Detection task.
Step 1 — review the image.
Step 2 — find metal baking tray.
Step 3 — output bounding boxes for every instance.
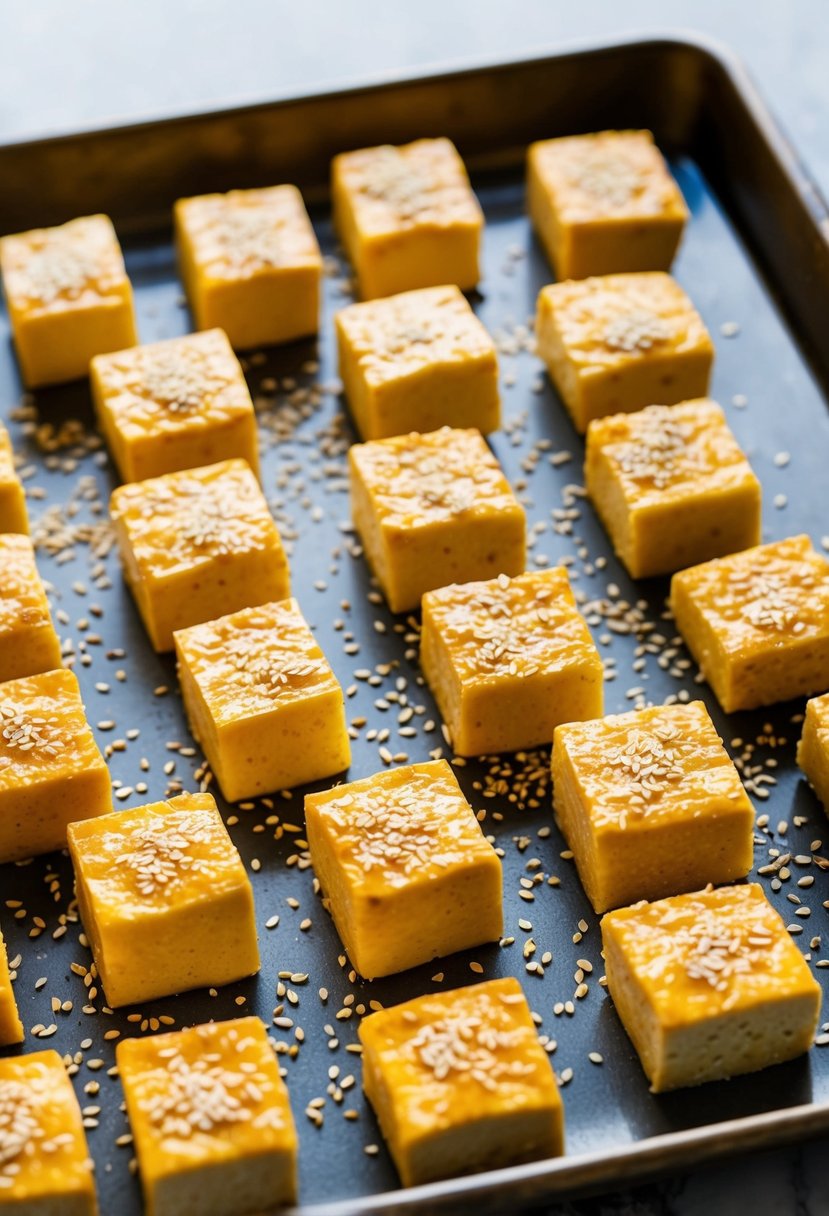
[2,32,829,1216]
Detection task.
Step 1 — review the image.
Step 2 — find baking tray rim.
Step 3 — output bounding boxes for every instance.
[2,28,829,1216]
[0,29,738,148]
[293,1096,829,1213]
[0,27,825,236]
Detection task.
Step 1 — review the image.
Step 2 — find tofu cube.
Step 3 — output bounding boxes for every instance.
[332,138,482,299]
[0,423,28,534]
[585,399,761,578]
[421,567,603,756]
[359,977,564,1186]
[305,759,502,978]
[349,426,525,614]
[0,534,63,683]
[0,925,23,1046]
[0,668,111,863]
[175,598,350,801]
[602,883,821,1091]
[797,692,829,813]
[68,791,260,1008]
[336,285,500,440]
[536,271,713,433]
[90,329,260,483]
[117,1017,297,1216]
[527,130,688,279]
[110,458,289,652]
[175,185,321,349]
[0,1049,97,1212]
[552,701,755,913]
[670,534,829,712]
[0,214,137,387]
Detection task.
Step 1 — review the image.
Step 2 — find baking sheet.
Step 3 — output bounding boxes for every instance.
[1,36,829,1216]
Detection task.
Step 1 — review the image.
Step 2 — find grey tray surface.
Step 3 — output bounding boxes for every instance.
[1,34,829,1216]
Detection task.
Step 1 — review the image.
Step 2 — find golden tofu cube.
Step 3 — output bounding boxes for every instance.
[0,534,62,683]
[118,1016,297,1216]
[336,285,500,440]
[602,883,821,1092]
[0,924,23,1046]
[797,692,829,813]
[0,214,137,388]
[0,668,111,863]
[90,329,260,483]
[0,1049,97,1212]
[670,534,829,712]
[585,399,762,578]
[305,759,502,978]
[175,185,321,349]
[68,791,259,1008]
[359,977,564,1186]
[536,271,713,433]
[111,458,289,653]
[0,423,28,533]
[421,567,603,756]
[553,701,754,914]
[349,426,525,613]
[332,138,482,299]
[527,130,688,280]
[175,598,350,801]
